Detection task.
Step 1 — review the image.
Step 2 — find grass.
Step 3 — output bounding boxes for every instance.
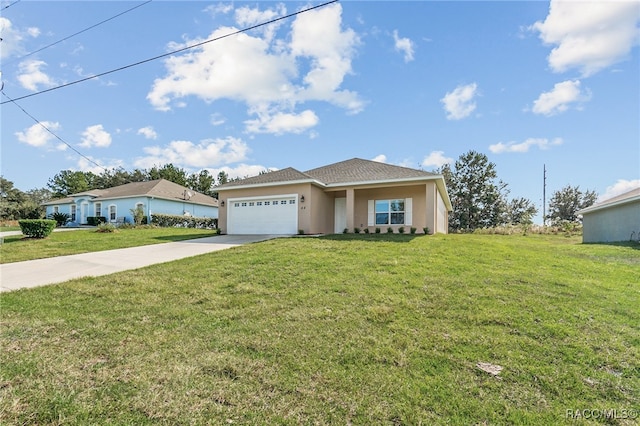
[1,234,638,425]
[0,227,218,263]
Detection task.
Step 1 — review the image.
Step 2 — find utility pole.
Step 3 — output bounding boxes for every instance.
[543,164,547,226]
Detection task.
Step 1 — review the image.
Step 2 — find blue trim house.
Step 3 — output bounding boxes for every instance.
[42,179,218,225]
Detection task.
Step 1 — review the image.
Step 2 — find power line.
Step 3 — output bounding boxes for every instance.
[0,0,339,105]
[5,1,153,65]
[1,0,21,11]
[1,89,107,172]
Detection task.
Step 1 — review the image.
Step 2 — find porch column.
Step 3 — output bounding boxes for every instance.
[345,188,355,231]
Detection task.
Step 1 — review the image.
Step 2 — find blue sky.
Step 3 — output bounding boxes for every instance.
[1,1,639,222]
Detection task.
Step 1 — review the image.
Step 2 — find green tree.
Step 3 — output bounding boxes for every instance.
[148,164,188,186]
[505,197,538,225]
[0,178,49,220]
[47,170,97,197]
[217,170,229,186]
[547,185,597,224]
[440,151,508,231]
[187,170,215,197]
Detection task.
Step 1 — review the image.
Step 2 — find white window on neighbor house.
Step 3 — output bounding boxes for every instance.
[95,202,102,217]
[369,198,412,226]
[70,204,77,221]
[109,205,117,221]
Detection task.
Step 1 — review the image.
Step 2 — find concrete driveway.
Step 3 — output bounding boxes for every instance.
[0,235,283,292]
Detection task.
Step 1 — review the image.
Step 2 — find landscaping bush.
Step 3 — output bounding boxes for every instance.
[18,219,56,238]
[387,227,394,234]
[354,227,361,234]
[410,227,417,234]
[364,228,370,234]
[375,227,381,234]
[398,226,405,234]
[150,213,217,229]
[96,222,117,233]
[48,212,70,227]
[423,227,430,235]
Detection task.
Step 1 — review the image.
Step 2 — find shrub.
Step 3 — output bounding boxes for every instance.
[18,219,56,238]
[86,216,107,226]
[150,214,217,229]
[364,228,370,234]
[423,227,430,235]
[130,206,146,226]
[387,227,394,234]
[49,212,70,227]
[343,228,348,234]
[398,226,405,234]
[410,227,417,234]
[96,222,117,233]
[375,227,381,234]
[298,229,304,235]
[354,227,361,234]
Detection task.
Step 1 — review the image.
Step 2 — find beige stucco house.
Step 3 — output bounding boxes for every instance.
[216,158,452,235]
[578,187,640,243]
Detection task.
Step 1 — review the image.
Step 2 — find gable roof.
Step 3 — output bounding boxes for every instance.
[305,158,438,185]
[43,179,218,207]
[578,187,640,215]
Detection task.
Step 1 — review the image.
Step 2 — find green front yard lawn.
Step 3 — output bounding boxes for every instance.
[1,234,638,424]
[0,227,218,263]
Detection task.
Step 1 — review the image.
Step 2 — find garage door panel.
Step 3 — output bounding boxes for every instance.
[228,197,297,234]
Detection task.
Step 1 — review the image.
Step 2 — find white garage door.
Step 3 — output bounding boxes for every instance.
[228,196,298,234]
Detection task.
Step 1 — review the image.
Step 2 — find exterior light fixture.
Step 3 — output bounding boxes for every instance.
[300,195,305,202]
[220,200,225,207]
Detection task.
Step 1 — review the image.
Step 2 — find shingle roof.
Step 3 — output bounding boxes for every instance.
[218,158,438,189]
[304,158,437,185]
[43,179,218,206]
[217,167,315,188]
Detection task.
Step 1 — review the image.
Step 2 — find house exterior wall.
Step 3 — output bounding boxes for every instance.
[582,200,640,243]
[217,182,312,234]
[45,197,217,225]
[218,180,449,235]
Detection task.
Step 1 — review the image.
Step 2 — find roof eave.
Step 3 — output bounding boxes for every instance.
[578,195,640,215]
[217,179,325,191]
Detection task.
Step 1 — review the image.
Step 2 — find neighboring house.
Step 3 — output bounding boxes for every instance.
[43,179,218,225]
[578,187,640,243]
[216,158,452,235]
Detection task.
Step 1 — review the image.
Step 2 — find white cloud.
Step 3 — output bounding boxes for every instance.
[489,137,563,154]
[17,60,56,91]
[532,80,591,116]
[80,125,112,148]
[598,179,640,202]
[235,3,286,42]
[137,126,158,140]
[371,154,387,163]
[441,83,478,120]
[0,17,39,59]
[244,109,319,134]
[422,151,453,168]
[147,3,362,135]
[531,0,640,76]
[76,157,123,175]
[210,113,226,126]
[15,121,64,150]
[393,30,415,62]
[204,3,234,17]
[134,136,249,169]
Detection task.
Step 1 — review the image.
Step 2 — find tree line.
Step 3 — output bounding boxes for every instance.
[439,150,596,231]
[1,154,596,227]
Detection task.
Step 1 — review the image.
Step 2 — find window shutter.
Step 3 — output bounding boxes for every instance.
[368,200,375,226]
[405,198,412,226]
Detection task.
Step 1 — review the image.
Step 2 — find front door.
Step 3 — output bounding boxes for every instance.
[334,197,346,233]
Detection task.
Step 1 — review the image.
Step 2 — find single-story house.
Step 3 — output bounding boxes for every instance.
[42,179,218,225]
[216,158,452,235]
[578,187,640,243]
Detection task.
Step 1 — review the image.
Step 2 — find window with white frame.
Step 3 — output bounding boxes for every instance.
[109,205,117,221]
[375,199,405,225]
[70,204,77,221]
[95,202,102,217]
